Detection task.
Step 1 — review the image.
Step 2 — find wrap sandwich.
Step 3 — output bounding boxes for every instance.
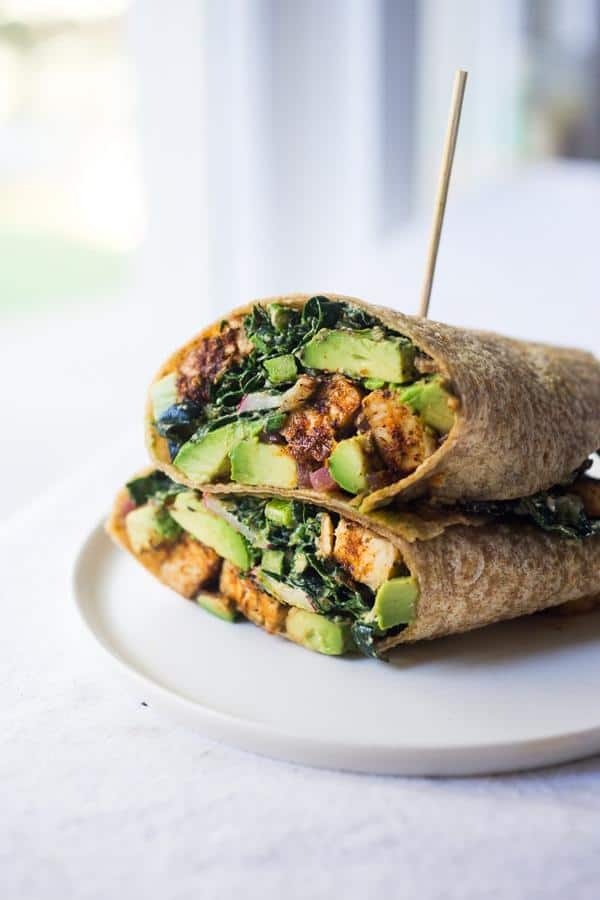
[107,468,600,658]
[145,294,600,514]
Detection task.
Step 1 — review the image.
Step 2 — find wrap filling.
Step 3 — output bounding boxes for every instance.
[121,469,421,657]
[150,296,457,497]
[118,466,600,658]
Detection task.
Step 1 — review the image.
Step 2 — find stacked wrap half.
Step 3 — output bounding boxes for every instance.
[108,294,600,657]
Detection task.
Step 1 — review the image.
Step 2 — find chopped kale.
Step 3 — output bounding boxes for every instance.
[155,402,204,444]
[351,621,382,659]
[223,494,374,623]
[243,296,392,359]
[284,507,373,618]
[351,621,408,659]
[461,481,600,540]
[208,353,266,413]
[515,493,600,538]
[126,471,185,506]
[243,296,340,357]
[336,302,386,331]
[226,495,268,535]
[155,506,183,541]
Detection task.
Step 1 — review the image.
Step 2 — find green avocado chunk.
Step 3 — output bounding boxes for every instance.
[327,436,371,494]
[285,608,355,656]
[125,503,181,554]
[151,373,178,421]
[196,592,238,622]
[170,491,251,570]
[300,328,415,383]
[268,304,293,330]
[261,549,285,575]
[372,576,418,630]
[257,570,314,610]
[174,422,241,483]
[264,498,295,527]
[264,354,298,384]
[399,376,455,434]
[230,439,298,488]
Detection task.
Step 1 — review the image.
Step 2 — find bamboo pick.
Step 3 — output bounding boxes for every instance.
[418,69,468,318]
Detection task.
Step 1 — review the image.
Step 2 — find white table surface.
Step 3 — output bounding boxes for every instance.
[3,162,600,898]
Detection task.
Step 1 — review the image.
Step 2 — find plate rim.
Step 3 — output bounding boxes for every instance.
[73,518,600,776]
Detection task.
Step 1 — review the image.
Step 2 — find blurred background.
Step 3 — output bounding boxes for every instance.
[2,0,600,515]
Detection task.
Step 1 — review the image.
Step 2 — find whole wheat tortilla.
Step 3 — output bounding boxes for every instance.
[145,294,600,514]
[380,521,600,651]
[107,475,600,655]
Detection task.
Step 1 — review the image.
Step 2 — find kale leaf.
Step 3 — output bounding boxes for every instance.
[351,621,382,659]
[155,507,183,542]
[242,295,390,359]
[126,471,185,506]
[226,495,268,535]
[351,621,408,660]
[461,484,600,539]
[243,296,338,357]
[155,402,204,443]
[516,492,600,538]
[227,496,374,622]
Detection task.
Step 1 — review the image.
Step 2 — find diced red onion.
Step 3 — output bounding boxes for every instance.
[297,464,314,488]
[237,392,282,413]
[309,466,337,492]
[120,496,137,517]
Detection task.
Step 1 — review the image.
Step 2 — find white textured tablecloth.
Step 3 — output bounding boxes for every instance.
[4,163,600,898]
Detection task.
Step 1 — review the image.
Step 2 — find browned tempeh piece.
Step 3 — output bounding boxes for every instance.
[219,561,288,634]
[159,535,221,598]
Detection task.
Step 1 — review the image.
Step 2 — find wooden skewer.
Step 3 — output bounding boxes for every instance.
[418,69,468,318]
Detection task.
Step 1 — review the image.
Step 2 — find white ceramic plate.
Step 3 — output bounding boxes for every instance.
[74,519,600,776]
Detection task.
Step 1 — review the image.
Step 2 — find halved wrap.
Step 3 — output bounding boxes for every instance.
[145,294,600,513]
[107,468,600,658]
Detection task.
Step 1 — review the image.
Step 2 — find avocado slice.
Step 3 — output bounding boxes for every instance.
[150,373,178,421]
[264,354,298,384]
[196,592,238,622]
[173,422,240,483]
[327,436,372,494]
[125,503,180,553]
[170,491,251,570]
[256,571,314,610]
[291,551,308,574]
[372,576,418,630]
[230,439,298,488]
[265,498,295,528]
[285,608,355,656]
[261,549,285,575]
[300,328,415,383]
[399,376,455,434]
[268,303,293,330]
